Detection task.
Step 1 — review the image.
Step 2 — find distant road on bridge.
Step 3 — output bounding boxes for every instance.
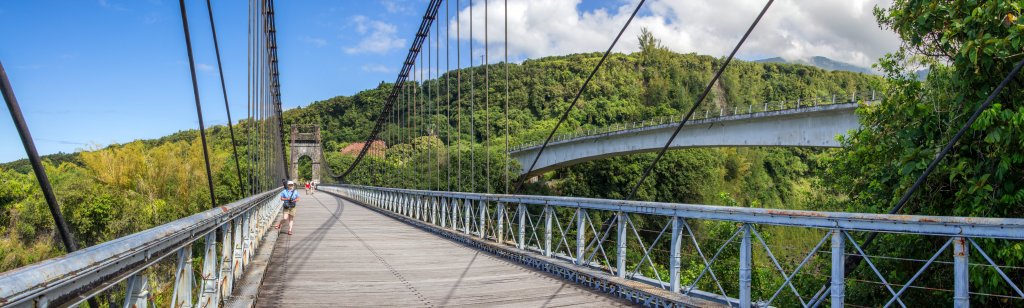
[509,103,860,176]
[255,193,630,307]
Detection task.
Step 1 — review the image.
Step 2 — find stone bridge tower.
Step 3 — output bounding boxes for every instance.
[289,125,322,183]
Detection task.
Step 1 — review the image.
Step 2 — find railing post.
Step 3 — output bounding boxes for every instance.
[397,194,403,215]
[241,212,252,268]
[576,208,586,265]
[451,199,460,230]
[954,236,969,307]
[463,199,471,234]
[544,205,553,257]
[479,200,487,239]
[232,217,244,281]
[517,204,527,249]
[670,217,683,292]
[404,195,411,217]
[219,224,233,298]
[430,197,437,224]
[496,202,505,244]
[123,274,151,308]
[198,232,219,307]
[172,246,194,308]
[739,224,752,308]
[616,211,627,278]
[440,197,448,228]
[831,229,845,308]
[414,196,421,220]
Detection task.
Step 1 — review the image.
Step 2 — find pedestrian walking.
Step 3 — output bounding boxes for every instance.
[273,180,300,235]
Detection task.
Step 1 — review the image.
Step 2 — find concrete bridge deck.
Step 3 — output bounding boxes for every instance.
[255,192,629,307]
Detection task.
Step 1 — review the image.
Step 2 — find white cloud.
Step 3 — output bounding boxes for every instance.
[303,36,328,47]
[344,15,406,54]
[197,63,214,72]
[380,0,414,14]
[451,0,899,68]
[98,0,128,11]
[361,64,392,73]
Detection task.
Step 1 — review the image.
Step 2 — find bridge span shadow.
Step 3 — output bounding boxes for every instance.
[256,193,630,307]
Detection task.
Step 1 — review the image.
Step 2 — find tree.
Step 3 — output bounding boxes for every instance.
[827,1,1023,305]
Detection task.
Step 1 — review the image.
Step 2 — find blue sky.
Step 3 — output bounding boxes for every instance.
[0,0,897,163]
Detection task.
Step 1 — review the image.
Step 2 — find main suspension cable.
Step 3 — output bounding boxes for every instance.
[335,0,443,181]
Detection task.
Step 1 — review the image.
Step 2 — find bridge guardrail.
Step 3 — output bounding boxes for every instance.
[0,190,280,307]
[327,184,1024,307]
[510,97,878,153]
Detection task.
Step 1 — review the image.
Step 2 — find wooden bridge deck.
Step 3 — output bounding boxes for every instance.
[255,192,629,307]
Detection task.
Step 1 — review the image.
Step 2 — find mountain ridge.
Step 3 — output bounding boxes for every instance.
[755,56,875,75]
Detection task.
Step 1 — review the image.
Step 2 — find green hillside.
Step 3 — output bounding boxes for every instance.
[5,1,1022,301]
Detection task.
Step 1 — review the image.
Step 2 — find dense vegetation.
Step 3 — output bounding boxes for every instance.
[2,1,1020,304]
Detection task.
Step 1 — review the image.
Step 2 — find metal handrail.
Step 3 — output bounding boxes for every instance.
[335,184,1024,239]
[328,184,1024,307]
[510,98,876,153]
[0,189,280,307]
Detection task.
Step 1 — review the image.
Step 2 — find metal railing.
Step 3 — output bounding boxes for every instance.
[510,95,879,153]
[0,190,281,307]
[327,184,1024,308]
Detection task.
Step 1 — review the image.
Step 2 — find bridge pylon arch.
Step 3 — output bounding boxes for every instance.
[289,125,323,183]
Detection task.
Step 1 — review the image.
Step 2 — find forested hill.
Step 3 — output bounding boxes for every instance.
[2,49,881,171]
[282,49,882,155]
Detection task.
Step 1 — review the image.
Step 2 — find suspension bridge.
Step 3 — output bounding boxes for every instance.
[2,0,1023,308]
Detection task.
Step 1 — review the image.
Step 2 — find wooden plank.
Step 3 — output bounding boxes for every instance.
[255,192,629,307]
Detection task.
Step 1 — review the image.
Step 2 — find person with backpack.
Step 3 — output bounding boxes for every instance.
[273,180,300,235]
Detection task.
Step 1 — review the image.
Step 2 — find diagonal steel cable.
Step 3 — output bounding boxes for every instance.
[205,0,246,197]
[810,57,1024,308]
[512,0,647,192]
[178,0,217,209]
[625,0,774,200]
